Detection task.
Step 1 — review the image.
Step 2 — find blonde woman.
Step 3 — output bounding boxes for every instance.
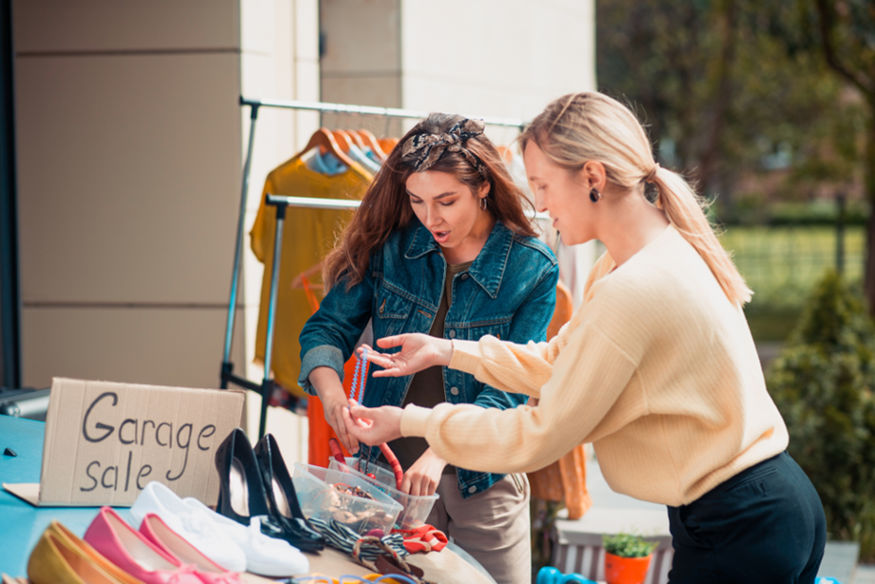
[347,92,826,583]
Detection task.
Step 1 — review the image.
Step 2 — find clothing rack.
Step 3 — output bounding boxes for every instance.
[221,96,525,439]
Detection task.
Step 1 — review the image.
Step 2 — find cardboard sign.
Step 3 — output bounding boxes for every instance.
[3,377,245,507]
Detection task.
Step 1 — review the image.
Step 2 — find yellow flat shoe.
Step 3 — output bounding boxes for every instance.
[27,521,144,584]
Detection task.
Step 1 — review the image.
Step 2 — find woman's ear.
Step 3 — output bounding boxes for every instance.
[477,181,490,199]
[580,161,607,191]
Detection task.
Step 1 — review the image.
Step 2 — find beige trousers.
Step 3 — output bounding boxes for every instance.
[426,472,531,584]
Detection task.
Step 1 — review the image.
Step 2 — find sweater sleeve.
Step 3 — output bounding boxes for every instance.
[401,315,639,473]
[448,332,563,399]
[446,251,617,399]
[445,253,617,399]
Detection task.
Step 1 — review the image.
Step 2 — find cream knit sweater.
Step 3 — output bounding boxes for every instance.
[400,226,788,506]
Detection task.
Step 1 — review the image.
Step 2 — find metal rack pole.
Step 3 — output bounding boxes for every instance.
[239,96,525,129]
[266,194,547,219]
[220,102,261,391]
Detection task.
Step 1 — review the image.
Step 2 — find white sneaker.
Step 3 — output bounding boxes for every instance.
[130,481,247,573]
[182,497,309,577]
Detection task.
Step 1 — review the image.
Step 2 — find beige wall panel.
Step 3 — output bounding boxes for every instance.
[399,76,526,145]
[401,0,596,118]
[320,75,406,136]
[294,59,321,106]
[242,49,293,98]
[240,0,318,60]
[319,0,399,74]
[241,0,291,56]
[401,1,530,82]
[293,0,320,62]
[21,306,245,390]
[245,391,308,465]
[241,52,296,191]
[241,300,264,383]
[13,0,240,53]
[15,54,241,304]
[320,74,401,106]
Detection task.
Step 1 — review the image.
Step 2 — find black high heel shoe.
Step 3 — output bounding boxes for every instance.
[254,433,324,552]
[215,428,323,553]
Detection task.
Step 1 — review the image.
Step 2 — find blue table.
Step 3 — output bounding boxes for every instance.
[0,414,133,578]
[0,415,495,583]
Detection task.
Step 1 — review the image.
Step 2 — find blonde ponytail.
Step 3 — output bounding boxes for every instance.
[522,92,752,306]
[650,166,752,305]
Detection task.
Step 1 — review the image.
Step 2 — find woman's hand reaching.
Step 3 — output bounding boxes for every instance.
[402,448,446,496]
[309,367,359,452]
[347,401,404,445]
[358,333,453,377]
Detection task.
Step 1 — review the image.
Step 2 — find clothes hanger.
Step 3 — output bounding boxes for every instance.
[356,129,388,162]
[378,137,399,156]
[496,145,515,164]
[337,128,381,173]
[294,128,357,168]
[290,260,324,291]
[346,129,367,150]
[331,130,353,153]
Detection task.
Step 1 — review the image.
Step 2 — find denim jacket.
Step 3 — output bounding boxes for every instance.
[299,220,559,497]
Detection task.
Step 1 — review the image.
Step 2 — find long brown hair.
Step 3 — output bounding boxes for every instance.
[521,92,752,306]
[324,113,536,289]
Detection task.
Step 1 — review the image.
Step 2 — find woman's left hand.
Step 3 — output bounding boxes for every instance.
[403,448,446,496]
[347,401,404,445]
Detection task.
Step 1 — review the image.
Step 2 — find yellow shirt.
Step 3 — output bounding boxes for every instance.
[250,156,372,396]
[400,225,788,506]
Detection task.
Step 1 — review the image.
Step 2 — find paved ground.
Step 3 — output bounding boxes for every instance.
[855,565,875,584]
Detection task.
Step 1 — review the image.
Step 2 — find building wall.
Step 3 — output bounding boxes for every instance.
[320,0,596,140]
[12,1,318,449]
[14,0,242,390]
[12,0,595,452]
[401,0,596,143]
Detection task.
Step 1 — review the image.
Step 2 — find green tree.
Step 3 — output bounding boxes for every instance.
[812,0,875,311]
[596,0,862,218]
[723,0,874,305]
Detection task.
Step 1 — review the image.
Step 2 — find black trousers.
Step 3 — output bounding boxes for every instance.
[667,451,826,583]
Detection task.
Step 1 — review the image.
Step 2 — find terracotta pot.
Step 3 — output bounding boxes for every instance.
[604,551,652,584]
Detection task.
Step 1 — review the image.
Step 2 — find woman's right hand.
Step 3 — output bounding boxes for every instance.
[309,367,359,452]
[360,333,453,377]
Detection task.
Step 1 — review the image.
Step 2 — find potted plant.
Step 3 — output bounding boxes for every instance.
[602,532,656,584]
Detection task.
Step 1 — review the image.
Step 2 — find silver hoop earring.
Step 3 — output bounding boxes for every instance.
[589,188,601,203]
[480,197,488,211]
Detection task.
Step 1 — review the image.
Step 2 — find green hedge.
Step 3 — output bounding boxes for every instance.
[766,270,875,560]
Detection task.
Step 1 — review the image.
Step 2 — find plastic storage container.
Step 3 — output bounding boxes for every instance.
[291,462,402,535]
[329,457,439,528]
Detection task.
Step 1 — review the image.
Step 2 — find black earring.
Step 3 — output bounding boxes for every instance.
[589,187,600,203]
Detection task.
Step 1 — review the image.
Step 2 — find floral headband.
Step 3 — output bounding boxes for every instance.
[400,118,488,179]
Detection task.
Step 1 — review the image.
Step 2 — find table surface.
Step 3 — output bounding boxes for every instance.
[0,414,140,578]
[0,414,494,582]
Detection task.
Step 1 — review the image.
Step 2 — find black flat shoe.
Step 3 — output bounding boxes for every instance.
[254,433,324,552]
[214,428,323,553]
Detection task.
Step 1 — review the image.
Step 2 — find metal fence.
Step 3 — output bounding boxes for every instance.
[719,224,864,309]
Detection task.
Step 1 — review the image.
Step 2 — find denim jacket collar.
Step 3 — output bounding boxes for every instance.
[403,221,512,299]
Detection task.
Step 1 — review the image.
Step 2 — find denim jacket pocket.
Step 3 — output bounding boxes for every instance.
[375,285,413,319]
[374,286,416,339]
[452,317,513,342]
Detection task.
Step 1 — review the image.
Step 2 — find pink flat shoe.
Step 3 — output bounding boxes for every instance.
[84,507,202,584]
[139,513,241,584]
